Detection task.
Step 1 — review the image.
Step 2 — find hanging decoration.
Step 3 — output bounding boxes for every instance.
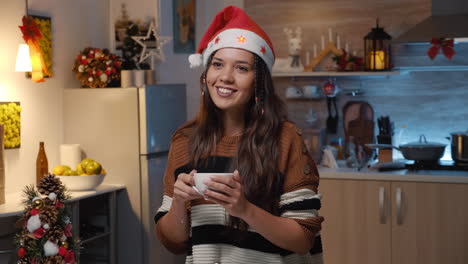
[19,16,50,83]
[131,21,171,69]
[14,175,79,264]
[427,37,455,60]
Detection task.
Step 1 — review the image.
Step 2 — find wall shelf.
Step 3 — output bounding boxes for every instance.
[272,71,400,77]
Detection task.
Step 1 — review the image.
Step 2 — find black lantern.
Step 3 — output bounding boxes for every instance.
[364,19,392,71]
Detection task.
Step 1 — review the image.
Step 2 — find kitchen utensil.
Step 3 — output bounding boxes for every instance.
[326,97,338,133]
[343,101,373,136]
[367,135,446,161]
[346,102,374,155]
[449,130,468,163]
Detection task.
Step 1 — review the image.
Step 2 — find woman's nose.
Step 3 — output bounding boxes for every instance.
[219,67,234,83]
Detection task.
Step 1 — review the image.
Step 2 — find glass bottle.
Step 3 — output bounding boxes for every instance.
[36,141,48,185]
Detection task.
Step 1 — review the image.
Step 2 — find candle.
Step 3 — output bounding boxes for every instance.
[305,51,310,66]
[328,28,332,42]
[353,50,357,56]
[321,35,325,50]
[313,44,317,57]
[337,35,341,49]
[368,50,386,70]
[345,43,349,53]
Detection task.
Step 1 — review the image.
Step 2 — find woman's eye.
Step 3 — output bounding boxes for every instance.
[211,62,222,68]
[236,65,249,72]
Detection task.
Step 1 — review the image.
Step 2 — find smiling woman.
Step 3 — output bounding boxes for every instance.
[154,5,324,264]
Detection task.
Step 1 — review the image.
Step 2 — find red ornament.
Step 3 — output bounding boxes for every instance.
[30,208,39,216]
[65,224,73,237]
[55,201,64,208]
[18,248,26,258]
[323,81,336,97]
[65,250,75,264]
[33,226,45,238]
[59,246,68,256]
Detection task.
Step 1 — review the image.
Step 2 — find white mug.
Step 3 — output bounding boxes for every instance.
[285,86,303,98]
[193,173,234,197]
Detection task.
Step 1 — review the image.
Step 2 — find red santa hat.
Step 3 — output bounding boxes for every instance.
[188,5,275,72]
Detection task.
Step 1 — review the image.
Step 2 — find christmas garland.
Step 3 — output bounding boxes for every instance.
[14,175,79,264]
[72,47,122,88]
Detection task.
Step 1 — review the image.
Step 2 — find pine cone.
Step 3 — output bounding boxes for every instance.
[37,175,64,196]
[39,204,59,226]
[46,225,64,244]
[44,254,63,264]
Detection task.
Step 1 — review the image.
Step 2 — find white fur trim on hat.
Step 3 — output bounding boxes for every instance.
[202,28,275,72]
[188,53,203,68]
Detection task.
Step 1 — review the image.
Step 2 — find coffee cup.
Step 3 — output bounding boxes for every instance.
[302,85,318,98]
[193,173,234,197]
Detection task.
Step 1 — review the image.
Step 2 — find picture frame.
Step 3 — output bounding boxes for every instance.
[27,15,53,78]
[173,0,195,53]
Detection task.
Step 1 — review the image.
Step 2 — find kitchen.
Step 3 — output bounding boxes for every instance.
[1,0,467,263]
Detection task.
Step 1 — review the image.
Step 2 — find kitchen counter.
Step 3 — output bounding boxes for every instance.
[0,184,125,218]
[319,166,468,184]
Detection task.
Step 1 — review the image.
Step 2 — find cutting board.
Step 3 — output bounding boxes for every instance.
[344,102,374,155]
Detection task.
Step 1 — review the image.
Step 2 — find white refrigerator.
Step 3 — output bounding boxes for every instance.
[63,85,187,264]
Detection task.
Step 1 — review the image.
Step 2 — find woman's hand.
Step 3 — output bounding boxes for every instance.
[173,170,203,203]
[204,170,250,218]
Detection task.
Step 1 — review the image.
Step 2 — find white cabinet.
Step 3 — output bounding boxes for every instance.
[319,179,468,264]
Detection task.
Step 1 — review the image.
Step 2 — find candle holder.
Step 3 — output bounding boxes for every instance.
[364,19,392,71]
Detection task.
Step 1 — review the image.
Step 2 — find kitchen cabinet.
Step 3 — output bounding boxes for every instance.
[319,179,468,264]
[0,185,124,263]
[272,71,400,77]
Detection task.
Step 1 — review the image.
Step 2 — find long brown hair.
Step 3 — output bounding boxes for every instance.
[189,50,288,230]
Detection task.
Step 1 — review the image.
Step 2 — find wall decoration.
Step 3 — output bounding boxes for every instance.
[173,0,195,53]
[0,102,22,149]
[132,21,171,67]
[26,15,53,79]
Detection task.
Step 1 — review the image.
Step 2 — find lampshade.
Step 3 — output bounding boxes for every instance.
[15,43,32,72]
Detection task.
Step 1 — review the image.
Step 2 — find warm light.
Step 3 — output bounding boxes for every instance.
[237,36,246,43]
[15,44,32,72]
[368,50,385,70]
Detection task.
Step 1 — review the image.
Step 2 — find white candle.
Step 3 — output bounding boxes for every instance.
[321,35,325,50]
[353,50,357,56]
[345,43,349,53]
[337,35,341,49]
[313,44,317,57]
[328,28,333,42]
[305,51,310,65]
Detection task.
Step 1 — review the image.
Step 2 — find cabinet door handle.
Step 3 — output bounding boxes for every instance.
[379,186,386,224]
[396,187,403,225]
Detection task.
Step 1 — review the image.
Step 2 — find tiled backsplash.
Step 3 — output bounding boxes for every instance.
[275,70,468,160]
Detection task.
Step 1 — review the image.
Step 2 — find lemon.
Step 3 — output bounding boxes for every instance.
[52,165,71,176]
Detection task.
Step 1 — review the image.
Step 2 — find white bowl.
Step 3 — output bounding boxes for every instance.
[57,174,106,191]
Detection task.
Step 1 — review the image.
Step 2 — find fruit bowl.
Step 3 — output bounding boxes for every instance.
[57,174,106,191]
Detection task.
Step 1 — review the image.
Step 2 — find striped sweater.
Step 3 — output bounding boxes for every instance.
[154,121,323,264]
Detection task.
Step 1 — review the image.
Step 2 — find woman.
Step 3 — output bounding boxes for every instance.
[155,5,324,264]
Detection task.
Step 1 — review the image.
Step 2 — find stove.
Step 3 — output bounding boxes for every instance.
[404,160,468,171]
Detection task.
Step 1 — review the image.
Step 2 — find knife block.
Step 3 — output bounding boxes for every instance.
[378,148,392,163]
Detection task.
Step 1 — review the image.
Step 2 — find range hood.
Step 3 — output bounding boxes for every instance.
[393,0,468,43]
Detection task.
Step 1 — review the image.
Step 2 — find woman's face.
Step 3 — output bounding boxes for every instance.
[205,48,255,114]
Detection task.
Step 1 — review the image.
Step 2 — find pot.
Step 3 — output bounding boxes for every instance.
[367,135,446,161]
[449,130,468,163]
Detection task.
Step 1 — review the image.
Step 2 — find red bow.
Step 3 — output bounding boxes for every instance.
[19,16,42,43]
[427,37,455,60]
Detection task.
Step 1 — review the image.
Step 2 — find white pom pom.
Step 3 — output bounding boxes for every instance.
[32,196,41,202]
[44,240,59,256]
[43,223,50,230]
[48,192,57,201]
[188,53,203,68]
[27,215,41,233]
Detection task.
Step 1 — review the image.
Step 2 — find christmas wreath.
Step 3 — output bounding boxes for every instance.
[72,47,122,88]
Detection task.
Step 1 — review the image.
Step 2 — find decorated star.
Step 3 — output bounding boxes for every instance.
[131,21,171,66]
